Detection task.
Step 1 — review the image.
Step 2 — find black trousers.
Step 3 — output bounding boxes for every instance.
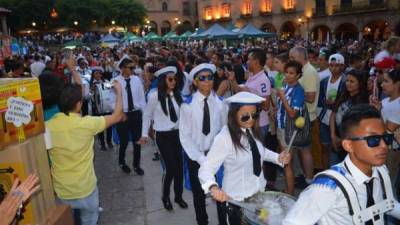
[263,132,279,184]
[187,157,227,225]
[155,129,183,200]
[116,111,142,167]
[95,113,112,147]
[219,203,244,225]
[81,100,89,116]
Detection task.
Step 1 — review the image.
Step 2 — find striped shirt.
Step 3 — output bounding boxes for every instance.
[277,83,305,129]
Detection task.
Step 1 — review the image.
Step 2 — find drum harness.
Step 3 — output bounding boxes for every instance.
[314,163,395,225]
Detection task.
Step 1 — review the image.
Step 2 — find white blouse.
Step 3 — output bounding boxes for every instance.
[198,126,282,201]
[142,91,180,137]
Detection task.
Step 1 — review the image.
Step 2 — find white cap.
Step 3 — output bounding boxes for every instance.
[91,66,104,73]
[188,63,216,81]
[328,53,345,64]
[154,66,177,78]
[225,92,265,105]
[44,55,52,63]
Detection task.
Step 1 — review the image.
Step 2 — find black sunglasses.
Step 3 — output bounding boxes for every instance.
[240,112,260,122]
[167,77,176,82]
[195,74,214,81]
[348,133,393,148]
[125,66,135,70]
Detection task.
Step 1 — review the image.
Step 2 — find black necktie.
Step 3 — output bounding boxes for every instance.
[202,97,210,135]
[365,179,379,225]
[246,129,261,176]
[167,94,178,123]
[125,78,134,111]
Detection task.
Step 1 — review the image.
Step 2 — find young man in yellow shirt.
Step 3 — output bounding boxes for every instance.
[46,81,123,225]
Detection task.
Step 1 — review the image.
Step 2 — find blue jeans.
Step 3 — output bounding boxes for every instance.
[56,186,99,225]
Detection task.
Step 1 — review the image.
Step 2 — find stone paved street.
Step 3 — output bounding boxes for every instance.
[94,140,290,225]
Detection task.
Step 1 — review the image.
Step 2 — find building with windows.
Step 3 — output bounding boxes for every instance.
[140,0,199,35]
[197,0,400,41]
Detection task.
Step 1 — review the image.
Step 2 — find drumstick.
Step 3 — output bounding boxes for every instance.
[285,116,305,153]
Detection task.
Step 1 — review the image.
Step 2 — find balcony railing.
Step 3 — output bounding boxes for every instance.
[259,10,273,17]
[203,17,232,24]
[312,7,327,17]
[332,1,387,14]
[281,6,296,14]
[240,13,253,19]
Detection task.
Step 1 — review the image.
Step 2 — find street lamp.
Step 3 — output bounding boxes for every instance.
[32,22,36,27]
[74,21,78,26]
[111,20,115,25]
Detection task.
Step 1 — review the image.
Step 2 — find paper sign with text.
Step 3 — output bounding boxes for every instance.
[5,97,34,127]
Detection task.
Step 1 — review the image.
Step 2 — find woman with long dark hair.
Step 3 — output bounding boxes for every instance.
[198,92,290,225]
[213,62,234,98]
[330,69,369,159]
[138,66,188,211]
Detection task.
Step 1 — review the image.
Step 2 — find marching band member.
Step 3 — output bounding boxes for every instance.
[198,92,290,225]
[90,66,114,151]
[138,66,188,211]
[179,63,227,225]
[283,104,400,225]
[114,58,146,175]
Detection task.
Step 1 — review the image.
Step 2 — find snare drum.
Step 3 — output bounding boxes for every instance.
[93,82,116,114]
[241,191,296,225]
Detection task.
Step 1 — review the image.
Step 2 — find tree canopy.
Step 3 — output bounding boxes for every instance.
[0,0,147,31]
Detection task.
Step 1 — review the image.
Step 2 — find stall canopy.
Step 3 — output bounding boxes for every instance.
[144,32,162,42]
[236,23,276,38]
[100,34,120,47]
[193,23,238,40]
[64,40,83,49]
[178,31,193,41]
[123,32,142,42]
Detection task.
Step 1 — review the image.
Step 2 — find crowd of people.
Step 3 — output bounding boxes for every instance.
[1,34,400,225]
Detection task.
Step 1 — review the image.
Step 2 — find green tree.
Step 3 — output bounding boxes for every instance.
[107,0,147,28]
[0,0,53,31]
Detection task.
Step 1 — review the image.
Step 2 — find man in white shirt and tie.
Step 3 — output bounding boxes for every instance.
[114,58,146,175]
[283,104,400,225]
[179,63,227,225]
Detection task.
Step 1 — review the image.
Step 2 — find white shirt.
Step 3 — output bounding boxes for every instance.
[283,156,400,225]
[199,126,281,201]
[142,91,180,137]
[30,61,45,77]
[114,75,146,112]
[318,68,331,81]
[179,91,227,165]
[321,75,342,125]
[381,96,400,125]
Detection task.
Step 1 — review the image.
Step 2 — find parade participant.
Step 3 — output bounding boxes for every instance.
[76,56,92,116]
[283,104,400,225]
[114,58,146,175]
[198,92,291,225]
[90,66,114,151]
[138,66,188,211]
[46,81,123,225]
[276,60,307,195]
[289,46,318,188]
[318,53,347,168]
[179,63,227,225]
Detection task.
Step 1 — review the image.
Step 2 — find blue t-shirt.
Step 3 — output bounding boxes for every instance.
[277,83,305,129]
[44,105,60,121]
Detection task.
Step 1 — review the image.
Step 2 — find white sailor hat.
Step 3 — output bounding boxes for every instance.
[117,54,132,69]
[188,63,216,81]
[76,55,87,63]
[91,66,104,73]
[225,92,265,105]
[154,66,177,78]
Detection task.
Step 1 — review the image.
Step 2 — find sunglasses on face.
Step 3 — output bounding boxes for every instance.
[240,111,260,122]
[348,133,393,148]
[195,74,214,81]
[167,77,176,82]
[125,66,135,70]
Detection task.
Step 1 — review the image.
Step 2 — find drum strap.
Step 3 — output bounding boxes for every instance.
[315,168,395,225]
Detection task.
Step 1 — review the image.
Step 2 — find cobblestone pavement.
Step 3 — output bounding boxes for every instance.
[94,140,291,225]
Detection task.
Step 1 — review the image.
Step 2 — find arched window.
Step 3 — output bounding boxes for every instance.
[162,2,168,12]
[286,0,295,9]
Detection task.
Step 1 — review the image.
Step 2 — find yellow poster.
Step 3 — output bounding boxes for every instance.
[0,162,35,224]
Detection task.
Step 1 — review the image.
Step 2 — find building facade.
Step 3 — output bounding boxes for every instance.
[140,0,199,35]
[196,0,400,41]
